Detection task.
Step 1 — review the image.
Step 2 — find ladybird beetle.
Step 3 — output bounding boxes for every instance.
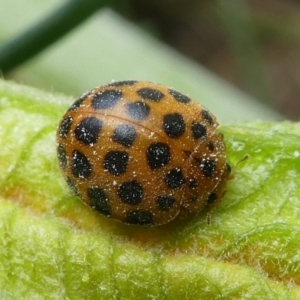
[56,80,231,226]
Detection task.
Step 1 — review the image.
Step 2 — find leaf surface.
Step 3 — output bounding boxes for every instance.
[0,80,300,299]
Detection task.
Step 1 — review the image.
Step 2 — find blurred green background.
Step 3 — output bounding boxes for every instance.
[1,0,299,122]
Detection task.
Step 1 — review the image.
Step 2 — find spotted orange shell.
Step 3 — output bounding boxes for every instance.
[56,80,231,225]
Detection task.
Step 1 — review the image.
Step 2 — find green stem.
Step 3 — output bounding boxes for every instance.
[0,0,114,74]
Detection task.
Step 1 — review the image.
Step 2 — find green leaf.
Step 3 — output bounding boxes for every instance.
[1,79,300,299]
[0,4,281,123]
